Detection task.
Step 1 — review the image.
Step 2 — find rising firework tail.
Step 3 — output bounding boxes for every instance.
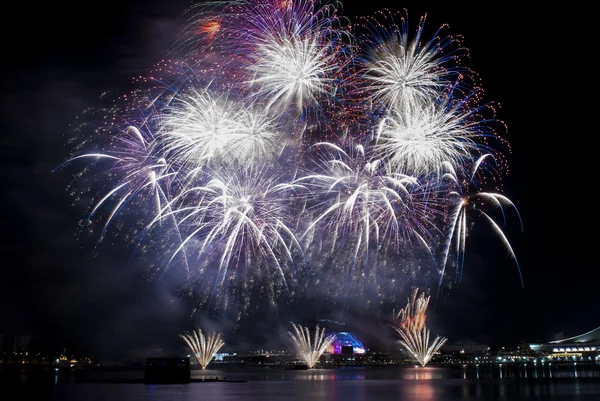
[392,288,447,366]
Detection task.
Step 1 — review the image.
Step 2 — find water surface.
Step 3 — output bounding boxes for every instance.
[3,364,600,400]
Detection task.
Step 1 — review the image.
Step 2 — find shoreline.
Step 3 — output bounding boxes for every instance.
[87,378,249,383]
[1,360,600,372]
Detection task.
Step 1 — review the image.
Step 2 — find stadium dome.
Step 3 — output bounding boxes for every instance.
[326,331,366,354]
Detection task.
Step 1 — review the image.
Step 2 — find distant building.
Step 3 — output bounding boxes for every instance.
[214,352,230,361]
[527,325,600,358]
[14,334,32,353]
[440,340,489,356]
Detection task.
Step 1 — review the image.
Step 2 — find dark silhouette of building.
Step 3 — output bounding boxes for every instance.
[145,357,190,384]
[14,334,32,353]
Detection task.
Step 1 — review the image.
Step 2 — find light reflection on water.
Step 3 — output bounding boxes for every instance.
[3,364,600,401]
[190,363,600,381]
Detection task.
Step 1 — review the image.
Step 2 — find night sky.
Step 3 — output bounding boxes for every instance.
[1,1,598,359]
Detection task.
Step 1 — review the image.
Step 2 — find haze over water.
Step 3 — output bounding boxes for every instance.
[4,364,600,400]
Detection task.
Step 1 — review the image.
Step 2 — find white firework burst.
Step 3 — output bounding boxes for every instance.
[357,9,470,111]
[235,0,349,114]
[248,35,338,113]
[161,89,281,173]
[374,98,485,178]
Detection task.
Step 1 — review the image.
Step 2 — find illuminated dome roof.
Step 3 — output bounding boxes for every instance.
[326,331,366,354]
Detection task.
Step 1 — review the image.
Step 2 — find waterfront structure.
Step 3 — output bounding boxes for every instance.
[326,332,366,355]
[527,325,600,360]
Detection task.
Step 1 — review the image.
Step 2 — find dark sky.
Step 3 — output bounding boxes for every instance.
[1,1,598,358]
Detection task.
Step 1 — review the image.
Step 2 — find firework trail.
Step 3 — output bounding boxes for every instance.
[438,154,524,291]
[179,327,225,369]
[53,123,180,245]
[153,163,306,311]
[392,288,447,366]
[288,322,336,368]
[295,140,443,301]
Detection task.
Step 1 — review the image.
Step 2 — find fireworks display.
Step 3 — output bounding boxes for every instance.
[393,288,447,366]
[288,322,336,368]
[179,327,225,369]
[56,0,522,319]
